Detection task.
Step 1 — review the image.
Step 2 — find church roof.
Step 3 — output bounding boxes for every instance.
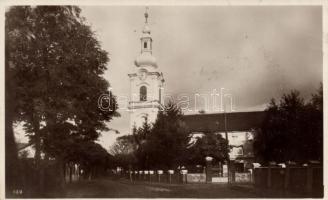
[182,111,267,133]
[135,52,157,68]
[17,142,34,151]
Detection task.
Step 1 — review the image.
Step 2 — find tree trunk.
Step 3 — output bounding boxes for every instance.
[32,120,43,196]
[55,157,66,195]
[69,163,73,183]
[5,34,20,197]
[33,120,41,165]
[5,110,19,196]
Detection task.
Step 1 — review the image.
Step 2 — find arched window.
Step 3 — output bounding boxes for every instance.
[140,86,147,101]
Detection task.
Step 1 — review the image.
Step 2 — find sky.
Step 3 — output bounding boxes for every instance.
[15,6,323,151]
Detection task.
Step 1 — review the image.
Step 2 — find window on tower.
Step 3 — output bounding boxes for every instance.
[140,86,147,101]
[144,42,147,49]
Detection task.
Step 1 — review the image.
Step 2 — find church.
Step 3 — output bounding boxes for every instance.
[127,9,266,171]
[128,9,164,131]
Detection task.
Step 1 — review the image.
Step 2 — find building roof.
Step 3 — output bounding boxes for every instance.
[17,142,33,151]
[182,111,267,133]
[135,52,158,68]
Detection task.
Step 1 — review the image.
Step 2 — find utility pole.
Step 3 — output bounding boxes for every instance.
[215,100,230,182]
[224,104,228,144]
[223,92,231,184]
[221,88,229,143]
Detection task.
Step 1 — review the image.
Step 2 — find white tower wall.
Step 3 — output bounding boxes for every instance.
[128,9,164,132]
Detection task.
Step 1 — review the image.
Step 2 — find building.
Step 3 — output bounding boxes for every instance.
[183,111,267,171]
[17,142,35,159]
[128,9,165,131]
[126,9,266,171]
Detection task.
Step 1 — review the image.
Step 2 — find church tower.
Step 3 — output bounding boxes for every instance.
[128,8,165,132]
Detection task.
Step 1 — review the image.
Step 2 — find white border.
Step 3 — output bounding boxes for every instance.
[0,1,327,200]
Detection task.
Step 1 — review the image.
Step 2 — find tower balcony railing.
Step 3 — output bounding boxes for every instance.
[128,100,163,110]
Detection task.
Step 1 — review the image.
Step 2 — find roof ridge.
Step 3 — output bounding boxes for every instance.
[183,110,266,117]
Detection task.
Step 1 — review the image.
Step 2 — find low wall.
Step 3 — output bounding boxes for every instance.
[212,177,228,183]
[186,173,206,183]
[127,170,251,184]
[235,172,251,183]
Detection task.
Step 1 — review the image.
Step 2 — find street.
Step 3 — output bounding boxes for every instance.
[63,178,303,198]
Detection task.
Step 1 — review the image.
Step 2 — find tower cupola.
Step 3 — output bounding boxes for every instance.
[134,7,157,68]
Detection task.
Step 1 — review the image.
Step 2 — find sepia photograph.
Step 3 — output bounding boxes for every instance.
[3,2,325,198]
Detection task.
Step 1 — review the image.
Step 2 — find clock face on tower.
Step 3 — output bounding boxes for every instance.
[138,70,147,81]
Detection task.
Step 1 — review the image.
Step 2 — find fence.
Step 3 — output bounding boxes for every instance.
[122,169,253,184]
[125,170,188,184]
[254,165,323,197]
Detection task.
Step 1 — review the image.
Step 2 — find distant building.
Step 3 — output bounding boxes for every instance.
[128,9,164,132]
[183,111,267,170]
[17,142,48,160]
[17,142,35,159]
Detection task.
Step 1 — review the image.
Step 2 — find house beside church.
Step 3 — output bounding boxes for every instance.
[183,111,267,171]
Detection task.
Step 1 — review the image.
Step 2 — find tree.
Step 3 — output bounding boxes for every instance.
[110,135,137,155]
[133,117,152,169]
[110,135,137,170]
[145,102,191,169]
[304,83,323,162]
[310,83,323,112]
[6,6,118,194]
[72,141,114,179]
[253,86,323,164]
[5,6,31,194]
[186,132,228,166]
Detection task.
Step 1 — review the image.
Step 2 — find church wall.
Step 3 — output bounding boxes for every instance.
[130,74,160,102]
[130,107,159,130]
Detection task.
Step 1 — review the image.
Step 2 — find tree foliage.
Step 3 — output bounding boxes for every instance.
[6,5,118,157]
[133,116,153,169]
[68,141,114,178]
[149,102,191,169]
[111,102,192,170]
[186,132,228,166]
[253,85,323,164]
[132,102,191,169]
[110,135,137,170]
[6,6,118,193]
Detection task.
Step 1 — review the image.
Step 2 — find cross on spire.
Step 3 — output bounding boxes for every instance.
[144,7,149,23]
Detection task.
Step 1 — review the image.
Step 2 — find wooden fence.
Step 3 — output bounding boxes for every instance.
[254,165,323,197]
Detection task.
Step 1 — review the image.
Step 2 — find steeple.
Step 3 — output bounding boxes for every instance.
[128,8,165,133]
[135,7,157,68]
